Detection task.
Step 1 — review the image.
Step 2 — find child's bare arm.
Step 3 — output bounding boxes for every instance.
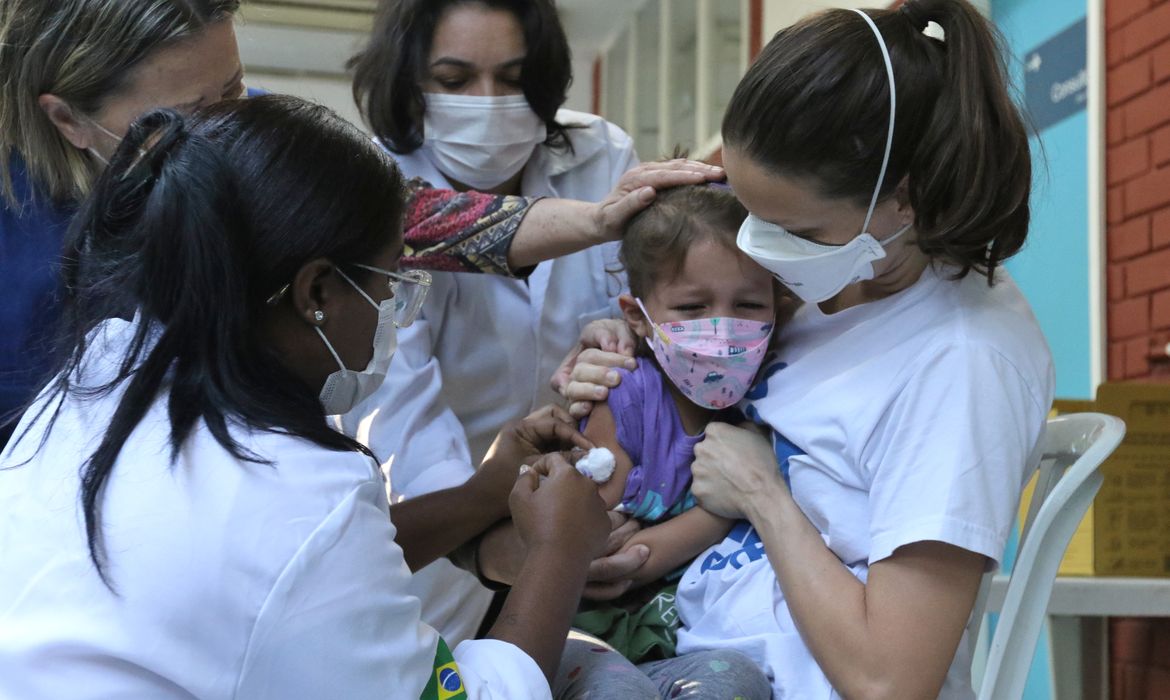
[619,508,734,587]
[580,401,634,509]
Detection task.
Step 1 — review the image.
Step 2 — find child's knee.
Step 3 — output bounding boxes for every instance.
[651,648,771,699]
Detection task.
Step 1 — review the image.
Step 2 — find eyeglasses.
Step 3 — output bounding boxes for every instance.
[266,263,432,328]
[350,263,431,328]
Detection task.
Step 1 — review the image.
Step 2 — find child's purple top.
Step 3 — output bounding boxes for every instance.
[583,359,701,522]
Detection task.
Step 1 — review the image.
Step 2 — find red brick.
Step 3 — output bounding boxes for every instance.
[1111,0,1153,31]
[1125,247,1170,293]
[1110,263,1128,301]
[1111,295,1151,338]
[1124,166,1170,215]
[1109,28,1128,69]
[1110,107,1128,146]
[1124,82,1170,136]
[1153,124,1170,165]
[1153,288,1170,328]
[1111,216,1153,260]
[1109,341,1128,380]
[1155,41,1170,83]
[1111,186,1128,225]
[1125,336,1152,377]
[1154,208,1170,247]
[1110,55,1152,105]
[1109,136,1151,184]
[1122,2,1170,56]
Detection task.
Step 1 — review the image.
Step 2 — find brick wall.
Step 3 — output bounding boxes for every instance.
[1106,0,1170,381]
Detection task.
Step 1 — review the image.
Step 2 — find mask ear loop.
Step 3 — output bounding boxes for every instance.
[850,9,897,236]
[315,326,347,372]
[634,298,672,345]
[335,267,381,310]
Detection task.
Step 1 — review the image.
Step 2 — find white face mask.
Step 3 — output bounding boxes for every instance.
[736,10,909,305]
[315,269,398,416]
[422,93,547,190]
[737,217,911,303]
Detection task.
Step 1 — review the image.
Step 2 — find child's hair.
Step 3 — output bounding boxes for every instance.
[722,0,1031,282]
[620,184,748,300]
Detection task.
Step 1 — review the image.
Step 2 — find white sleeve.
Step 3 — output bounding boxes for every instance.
[341,315,476,499]
[865,342,1051,569]
[235,480,549,700]
[610,124,639,179]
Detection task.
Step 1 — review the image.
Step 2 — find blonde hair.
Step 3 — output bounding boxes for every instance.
[0,0,239,206]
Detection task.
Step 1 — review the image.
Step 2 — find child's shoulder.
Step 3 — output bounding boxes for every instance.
[610,357,663,402]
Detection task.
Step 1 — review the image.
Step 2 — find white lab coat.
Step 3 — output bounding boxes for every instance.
[341,110,636,645]
[0,317,549,700]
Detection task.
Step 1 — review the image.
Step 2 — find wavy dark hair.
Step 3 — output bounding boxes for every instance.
[350,0,574,154]
[23,95,405,586]
[722,0,1031,281]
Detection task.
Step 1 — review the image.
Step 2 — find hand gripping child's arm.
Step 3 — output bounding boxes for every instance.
[580,402,734,589]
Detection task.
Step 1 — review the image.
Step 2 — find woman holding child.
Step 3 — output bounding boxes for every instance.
[558,0,1055,697]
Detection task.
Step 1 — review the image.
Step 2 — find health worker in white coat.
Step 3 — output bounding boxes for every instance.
[347,0,639,644]
[0,96,623,700]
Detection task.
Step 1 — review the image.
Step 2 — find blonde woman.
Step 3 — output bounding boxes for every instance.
[0,0,722,446]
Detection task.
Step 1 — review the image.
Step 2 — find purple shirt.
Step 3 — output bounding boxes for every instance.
[584,359,701,522]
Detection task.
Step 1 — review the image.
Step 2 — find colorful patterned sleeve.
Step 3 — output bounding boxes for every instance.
[401,178,542,276]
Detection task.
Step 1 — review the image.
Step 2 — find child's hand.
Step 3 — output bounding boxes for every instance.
[550,320,637,419]
[510,453,610,560]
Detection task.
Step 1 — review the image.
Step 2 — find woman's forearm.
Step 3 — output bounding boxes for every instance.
[486,544,592,683]
[390,485,506,573]
[745,487,983,700]
[505,199,605,270]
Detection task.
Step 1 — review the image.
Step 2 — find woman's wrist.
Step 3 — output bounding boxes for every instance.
[588,200,611,244]
[741,468,792,526]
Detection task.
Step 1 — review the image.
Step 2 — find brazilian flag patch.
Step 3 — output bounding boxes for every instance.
[419,638,468,700]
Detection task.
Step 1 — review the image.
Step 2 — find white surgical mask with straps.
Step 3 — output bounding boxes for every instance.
[422,93,547,190]
[316,268,398,416]
[737,9,912,305]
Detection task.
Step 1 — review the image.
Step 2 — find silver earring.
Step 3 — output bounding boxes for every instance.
[313,310,325,323]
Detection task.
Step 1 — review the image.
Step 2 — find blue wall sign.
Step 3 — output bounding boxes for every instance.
[1024,17,1088,133]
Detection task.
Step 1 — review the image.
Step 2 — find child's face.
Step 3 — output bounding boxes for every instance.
[623,237,777,339]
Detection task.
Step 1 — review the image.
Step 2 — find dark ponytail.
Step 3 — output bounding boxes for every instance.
[722,0,1031,281]
[38,95,405,586]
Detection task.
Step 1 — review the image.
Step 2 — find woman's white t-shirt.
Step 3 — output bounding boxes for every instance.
[676,265,1055,699]
[0,318,548,699]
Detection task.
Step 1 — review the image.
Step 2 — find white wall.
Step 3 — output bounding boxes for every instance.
[236,21,369,132]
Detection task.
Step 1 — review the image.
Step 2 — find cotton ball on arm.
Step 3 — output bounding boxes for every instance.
[575,447,616,483]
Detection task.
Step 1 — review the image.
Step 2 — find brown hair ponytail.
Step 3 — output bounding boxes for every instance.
[722,0,1031,281]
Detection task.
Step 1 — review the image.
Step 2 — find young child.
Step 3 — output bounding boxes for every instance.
[554,184,783,699]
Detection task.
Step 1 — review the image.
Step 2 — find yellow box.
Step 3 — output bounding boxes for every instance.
[1020,385,1170,577]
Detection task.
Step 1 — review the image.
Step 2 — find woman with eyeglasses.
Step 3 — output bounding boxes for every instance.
[0,95,634,699]
[0,0,720,448]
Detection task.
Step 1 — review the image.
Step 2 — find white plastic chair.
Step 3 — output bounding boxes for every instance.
[970,412,1126,700]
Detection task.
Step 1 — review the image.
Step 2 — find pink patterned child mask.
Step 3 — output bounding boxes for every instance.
[635,298,774,410]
